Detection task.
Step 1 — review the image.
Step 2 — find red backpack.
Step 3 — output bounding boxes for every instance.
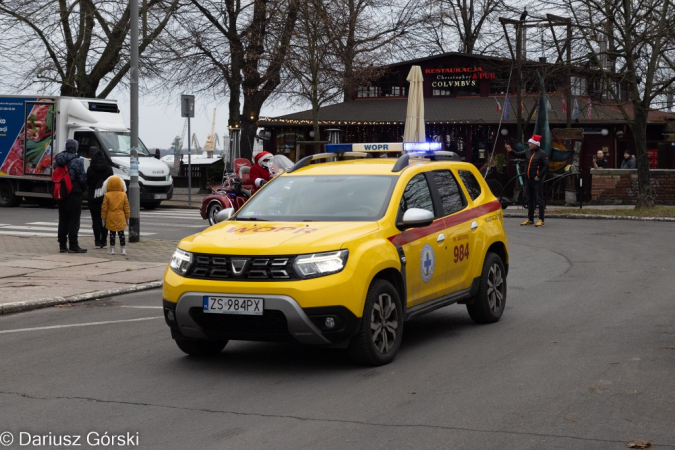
[52,165,73,200]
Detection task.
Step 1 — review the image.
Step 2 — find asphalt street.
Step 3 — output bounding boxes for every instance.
[0,204,208,242]
[0,218,673,450]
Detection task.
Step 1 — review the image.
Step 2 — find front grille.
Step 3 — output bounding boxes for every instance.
[187,254,298,281]
[143,185,171,194]
[189,308,290,340]
[141,173,167,182]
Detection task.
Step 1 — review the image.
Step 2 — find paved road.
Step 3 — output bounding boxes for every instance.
[0,204,207,242]
[1,218,674,449]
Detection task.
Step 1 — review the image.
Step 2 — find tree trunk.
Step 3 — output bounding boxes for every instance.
[312,105,321,153]
[239,119,258,163]
[630,105,655,208]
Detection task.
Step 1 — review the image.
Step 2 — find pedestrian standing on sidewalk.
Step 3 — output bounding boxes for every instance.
[101,175,130,255]
[86,148,113,248]
[54,139,87,253]
[507,134,549,227]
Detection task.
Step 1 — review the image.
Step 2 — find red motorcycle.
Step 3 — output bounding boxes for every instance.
[200,154,293,225]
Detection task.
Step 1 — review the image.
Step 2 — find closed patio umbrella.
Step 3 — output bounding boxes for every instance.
[403,65,426,143]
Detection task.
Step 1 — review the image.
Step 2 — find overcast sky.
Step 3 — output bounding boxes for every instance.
[115,93,299,150]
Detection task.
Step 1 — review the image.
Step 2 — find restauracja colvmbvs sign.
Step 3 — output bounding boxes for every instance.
[425,67,496,90]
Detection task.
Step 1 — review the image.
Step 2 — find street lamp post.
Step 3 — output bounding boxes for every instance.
[129,0,140,242]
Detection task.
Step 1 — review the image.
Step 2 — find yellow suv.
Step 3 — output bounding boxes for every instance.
[163,145,509,365]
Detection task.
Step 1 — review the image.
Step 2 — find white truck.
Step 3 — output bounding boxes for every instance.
[0,95,173,208]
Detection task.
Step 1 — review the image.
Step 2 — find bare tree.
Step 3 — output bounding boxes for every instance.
[559,0,675,208]
[0,0,179,97]
[419,0,519,56]
[322,0,418,101]
[180,0,298,161]
[283,0,343,151]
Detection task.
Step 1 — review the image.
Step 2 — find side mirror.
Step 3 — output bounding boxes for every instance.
[398,208,434,230]
[215,207,234,223]
[154,149,160,159]
[500,197,509,210]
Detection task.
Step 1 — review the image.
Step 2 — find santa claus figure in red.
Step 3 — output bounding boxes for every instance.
[249,151,274,191]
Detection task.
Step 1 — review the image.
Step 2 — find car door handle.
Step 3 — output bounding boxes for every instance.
[437,233,446,243]
[471,221,478,231]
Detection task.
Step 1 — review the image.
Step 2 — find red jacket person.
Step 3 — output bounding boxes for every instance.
[249,151,274,192]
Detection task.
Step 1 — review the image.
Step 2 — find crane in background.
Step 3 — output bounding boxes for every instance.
[203,108,220,157]
[191,133,202,155]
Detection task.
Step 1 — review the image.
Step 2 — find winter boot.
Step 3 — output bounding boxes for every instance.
[108,246,115,255]
[121,246,127,256]
[68,245,87,253]
[60,244,68,253]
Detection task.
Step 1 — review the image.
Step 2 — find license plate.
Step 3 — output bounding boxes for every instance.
[154,194,168,199]
[203,296,263,315]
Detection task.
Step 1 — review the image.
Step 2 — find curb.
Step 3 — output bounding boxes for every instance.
[0,280,163,315]
[503,212,675,222]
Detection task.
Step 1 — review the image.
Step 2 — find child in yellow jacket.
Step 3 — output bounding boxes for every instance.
[101,175,130,255]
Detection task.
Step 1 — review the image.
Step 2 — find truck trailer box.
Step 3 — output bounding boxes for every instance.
[0,95,173,208]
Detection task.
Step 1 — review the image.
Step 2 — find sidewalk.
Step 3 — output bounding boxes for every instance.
[162,187,207,209]
[502,204,675,221]
[0,234,178,315]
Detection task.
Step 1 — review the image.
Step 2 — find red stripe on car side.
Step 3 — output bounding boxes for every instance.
[388,200,501,246]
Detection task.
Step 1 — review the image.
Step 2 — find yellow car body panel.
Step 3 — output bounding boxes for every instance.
[163,156,509,352]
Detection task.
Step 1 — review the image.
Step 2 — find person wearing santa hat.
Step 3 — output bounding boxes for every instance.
[506,134,549,227]
[249,151,274,192]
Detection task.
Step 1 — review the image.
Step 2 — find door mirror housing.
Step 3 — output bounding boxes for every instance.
[398,208,434,230]
[215,208,235,223]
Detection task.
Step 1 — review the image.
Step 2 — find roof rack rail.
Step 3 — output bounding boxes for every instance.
[287,151,370,173]
[391,151,461,172]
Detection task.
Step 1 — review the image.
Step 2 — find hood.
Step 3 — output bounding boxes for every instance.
[179,221,380,255]
[138,157,169,177]
[103,175,126,193]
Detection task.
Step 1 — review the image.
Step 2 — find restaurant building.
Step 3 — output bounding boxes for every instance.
[259,52,675,201]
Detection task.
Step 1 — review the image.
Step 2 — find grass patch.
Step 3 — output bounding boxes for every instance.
[547,206,675,218]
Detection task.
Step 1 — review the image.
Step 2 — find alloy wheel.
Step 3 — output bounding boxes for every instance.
[209,203,222,225]
[487,264,504,313]
[371,293,399,354]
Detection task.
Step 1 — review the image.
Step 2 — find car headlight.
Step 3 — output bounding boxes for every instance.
[293,250,348,279]
[169,248,193,276]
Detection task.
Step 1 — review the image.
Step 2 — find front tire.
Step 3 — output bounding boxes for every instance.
[175,339,228,356]
[467,252,506,323]
[142,202,161,210]
[348,279,403,366]
[0,180,20,207]
[207,202,222,226]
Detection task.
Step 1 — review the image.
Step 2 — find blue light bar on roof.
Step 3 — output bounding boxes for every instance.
[325,144,353,153]
[403,142,443,152]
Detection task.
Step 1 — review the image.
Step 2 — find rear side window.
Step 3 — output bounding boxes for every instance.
[458,170,482,200]
[431,170,466,216]
[400,174,434,215]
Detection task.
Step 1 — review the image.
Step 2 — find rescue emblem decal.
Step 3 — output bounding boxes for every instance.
[420,244,435,283]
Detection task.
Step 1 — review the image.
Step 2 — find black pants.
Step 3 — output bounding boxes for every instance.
[109,230,126,247]
[524,179,545,221]
[89,206,108,245]
[57,194,82,247]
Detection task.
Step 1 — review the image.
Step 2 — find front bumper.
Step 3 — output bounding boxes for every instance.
[164,293,360,347]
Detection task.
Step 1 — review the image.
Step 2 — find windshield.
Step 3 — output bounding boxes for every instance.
[98,131,151,157]
[235,175,397,222]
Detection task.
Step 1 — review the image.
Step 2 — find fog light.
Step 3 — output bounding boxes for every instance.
[325,317,336,329]
[167,310,176,322]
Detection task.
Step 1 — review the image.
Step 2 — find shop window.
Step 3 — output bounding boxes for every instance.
[357,86,380,98]
[571,77,587,96]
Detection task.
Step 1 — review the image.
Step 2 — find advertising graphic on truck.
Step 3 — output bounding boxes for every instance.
[0,96,173,208]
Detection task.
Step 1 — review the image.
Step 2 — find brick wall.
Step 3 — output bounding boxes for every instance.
[590,169,675,205]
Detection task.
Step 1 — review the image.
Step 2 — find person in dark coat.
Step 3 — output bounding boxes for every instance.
[54,139,87,253]
[620,151,636,169]
[506,134,549,227]
[87,147,114,248]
